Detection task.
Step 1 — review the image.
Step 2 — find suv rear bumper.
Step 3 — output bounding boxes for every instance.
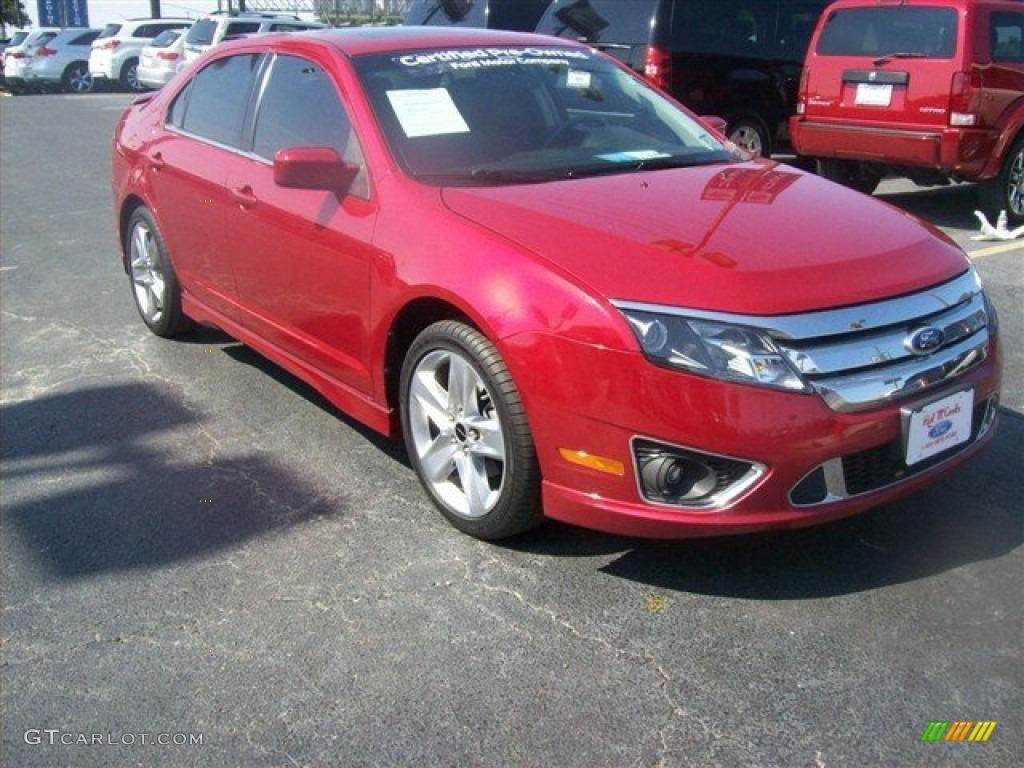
[790,118,1001,181]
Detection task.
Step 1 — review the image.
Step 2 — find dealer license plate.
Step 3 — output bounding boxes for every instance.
[903,389,973,466]
[855,82,892,106]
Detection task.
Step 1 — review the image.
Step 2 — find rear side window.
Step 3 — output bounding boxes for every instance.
[179,54,262,146]
[150,30,182,48]
[671,0,829,59]
[70,30,101,46]
[251,54,369,197]
[405,0,488,27]
[816,6,957,58]
[225,21,262,38]
[991,11,1024,62]
[185,19,217,45]
[97,24,121,40]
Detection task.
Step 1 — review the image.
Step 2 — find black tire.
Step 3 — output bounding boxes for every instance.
[978,133,1024,226]
[400,320,542,540]
[816,158,881,195]
[62,62,93,94]
[727,116,772,157]
[120,57,143,92]
[125,207,192,338]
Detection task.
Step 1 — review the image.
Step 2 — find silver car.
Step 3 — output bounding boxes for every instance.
[21,27,102,93]
[3,28,59,89]
[137,28,185,89]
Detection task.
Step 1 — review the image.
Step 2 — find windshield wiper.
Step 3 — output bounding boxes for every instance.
[873,52,927,66]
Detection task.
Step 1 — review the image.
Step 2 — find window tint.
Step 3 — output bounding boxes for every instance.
[816,7,957,58]
[225,21,262,38]
[991,12,1024,62]
[181,54,262,146]
[166,80,191,129]
[70,30,101,46]
[97,24,121,40]
[537,0,658,45]
[186,19,217,45]
[150,30,182,48]
[252,55,369,197]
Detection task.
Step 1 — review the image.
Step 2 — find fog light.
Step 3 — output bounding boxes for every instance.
[632,438,766,509]
[640,456,717,501]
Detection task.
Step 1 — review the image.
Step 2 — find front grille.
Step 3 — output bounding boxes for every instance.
[790,397,996,506]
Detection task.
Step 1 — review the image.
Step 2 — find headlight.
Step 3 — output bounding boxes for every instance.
[620,309,809,392]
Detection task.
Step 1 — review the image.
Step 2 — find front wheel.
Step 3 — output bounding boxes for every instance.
[400,321,542,540]
[979,134,1024,226]
[126,207,192,337]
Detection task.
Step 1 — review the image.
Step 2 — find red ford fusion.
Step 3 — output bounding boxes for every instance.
[112,28,1001,540]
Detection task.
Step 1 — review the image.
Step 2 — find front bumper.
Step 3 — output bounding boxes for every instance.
[502,329,1001,539]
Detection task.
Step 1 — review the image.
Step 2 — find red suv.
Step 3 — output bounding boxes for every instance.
[791,0,1024,221]
[112,28,1000,540]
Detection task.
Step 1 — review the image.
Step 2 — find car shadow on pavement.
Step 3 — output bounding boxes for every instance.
[875,183,981,231]
[1,382,339,580]
[509,407,1023,599]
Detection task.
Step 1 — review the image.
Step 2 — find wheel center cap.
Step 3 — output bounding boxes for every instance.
[454,423,468,442]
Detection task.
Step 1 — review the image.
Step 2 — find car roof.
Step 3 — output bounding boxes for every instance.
[217,26,589,58]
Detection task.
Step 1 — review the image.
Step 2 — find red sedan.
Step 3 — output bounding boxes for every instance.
[112,28,1001,539]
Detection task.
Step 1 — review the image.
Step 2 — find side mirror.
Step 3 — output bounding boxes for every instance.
[273,147,359,192]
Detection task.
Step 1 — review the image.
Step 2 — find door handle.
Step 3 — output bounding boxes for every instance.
[231,185,258,208]
[148,152,165,170]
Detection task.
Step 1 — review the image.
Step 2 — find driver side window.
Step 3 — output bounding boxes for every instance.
[252,55,370,199]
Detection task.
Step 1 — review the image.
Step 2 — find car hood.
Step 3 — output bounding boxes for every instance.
[440,161,968,315]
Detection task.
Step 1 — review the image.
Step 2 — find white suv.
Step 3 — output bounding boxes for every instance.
[182,12,324,65]
[89,17,192,91]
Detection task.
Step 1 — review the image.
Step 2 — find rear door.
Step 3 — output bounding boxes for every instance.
[803,3,960,130]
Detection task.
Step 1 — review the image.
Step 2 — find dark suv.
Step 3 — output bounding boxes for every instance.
[535,0,832,155]
[791,0,1024,221]
[404,0,553,31]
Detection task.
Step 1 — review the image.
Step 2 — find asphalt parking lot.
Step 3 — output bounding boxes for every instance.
[1,91,1021,767]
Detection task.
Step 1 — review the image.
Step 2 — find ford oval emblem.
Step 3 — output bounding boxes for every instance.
[928,420,953,439]
[905,326,945,356]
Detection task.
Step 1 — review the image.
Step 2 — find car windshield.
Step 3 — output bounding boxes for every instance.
[354,45,734,185]
[186,19,217,46]
[8,31,29,46]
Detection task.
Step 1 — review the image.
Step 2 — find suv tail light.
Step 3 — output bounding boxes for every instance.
[950,71,982,127]
[34,46,57,57]
[157,51,180,61]
[643,45,672,91]
[97,39,121,50]
[795,67,809,115]
[10,51,25,59]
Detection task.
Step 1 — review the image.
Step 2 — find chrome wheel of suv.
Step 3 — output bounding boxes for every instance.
[981,135,1024,225]
[728,118,770,157]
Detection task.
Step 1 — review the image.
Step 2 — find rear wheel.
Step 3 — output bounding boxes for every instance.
[126,207,192,337]
[120,58,143,92]
[62,62,93,94]
[817,158,881,196]
[400,321,542,540]
[979,134,1024,226]
[727,116,771,157]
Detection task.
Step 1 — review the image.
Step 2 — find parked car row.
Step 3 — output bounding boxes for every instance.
[2,10,324,94]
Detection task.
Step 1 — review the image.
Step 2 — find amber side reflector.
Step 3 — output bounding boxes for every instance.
[559,449,625,477]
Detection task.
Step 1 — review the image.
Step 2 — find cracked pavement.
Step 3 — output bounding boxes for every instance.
[1,93,1021,767]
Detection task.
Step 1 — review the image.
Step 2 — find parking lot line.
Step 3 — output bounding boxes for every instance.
[968,241,1024,259]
